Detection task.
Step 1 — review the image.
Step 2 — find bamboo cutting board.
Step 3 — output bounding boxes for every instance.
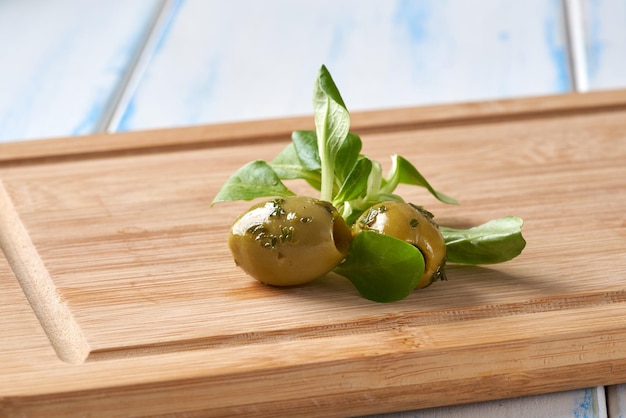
[1,91,625,417]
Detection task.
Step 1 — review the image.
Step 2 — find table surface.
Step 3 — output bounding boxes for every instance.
[1,1,625,417]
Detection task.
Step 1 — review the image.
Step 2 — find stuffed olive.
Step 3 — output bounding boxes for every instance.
[353,201,447,289]
[229,196,353,286]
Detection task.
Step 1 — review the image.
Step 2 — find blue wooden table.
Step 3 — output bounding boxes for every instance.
[1,1,625,416]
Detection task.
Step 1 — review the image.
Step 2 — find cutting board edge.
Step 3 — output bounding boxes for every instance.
[3,310,626,417]
[1,89,626,165]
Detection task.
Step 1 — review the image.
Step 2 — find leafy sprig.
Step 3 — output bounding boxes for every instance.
[213,66,457,221]
[213,65,526,302]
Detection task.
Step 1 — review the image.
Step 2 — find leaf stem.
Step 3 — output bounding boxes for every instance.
[319,98,334,202]
[320,161,334,202]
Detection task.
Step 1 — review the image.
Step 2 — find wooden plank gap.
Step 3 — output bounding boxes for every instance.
[563,0,590,92]
[96,0,179,133]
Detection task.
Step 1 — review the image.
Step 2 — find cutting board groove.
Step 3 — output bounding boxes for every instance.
[86,287,626,363]
[0,180,89,364]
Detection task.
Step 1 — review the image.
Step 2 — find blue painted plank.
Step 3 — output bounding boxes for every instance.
[365,387,607,418]
[582,0,626,90]
[114,0,573,132]
[0,0,162,142]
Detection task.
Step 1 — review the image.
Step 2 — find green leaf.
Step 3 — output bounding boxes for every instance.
[334,132,363,185]
[365,159,384,200]
[440,216,526,264]
[313,65,351,201]
[334,231,425,303]
[383,155,459,205]
[211,160,295,204]
[270,143,321,189]
[316,64,347,108]
[291,130,321,171]
[334,157,372,203]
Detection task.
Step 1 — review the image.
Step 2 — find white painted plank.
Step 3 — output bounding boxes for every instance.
[0,0,162,142]
[365,387,607,418]
[582,0,626,90]
[115,0,573,132]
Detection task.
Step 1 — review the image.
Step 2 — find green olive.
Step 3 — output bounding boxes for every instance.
[229,196,353,286]
[353,201,447,289]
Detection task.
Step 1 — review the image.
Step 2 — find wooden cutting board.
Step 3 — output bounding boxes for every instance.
[1,90,625,417]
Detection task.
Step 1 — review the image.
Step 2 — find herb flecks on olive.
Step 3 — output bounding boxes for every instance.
[353,201,447,289]
[229,196,352,286]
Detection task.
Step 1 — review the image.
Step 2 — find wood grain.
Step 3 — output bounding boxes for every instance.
[1,90,625,417]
